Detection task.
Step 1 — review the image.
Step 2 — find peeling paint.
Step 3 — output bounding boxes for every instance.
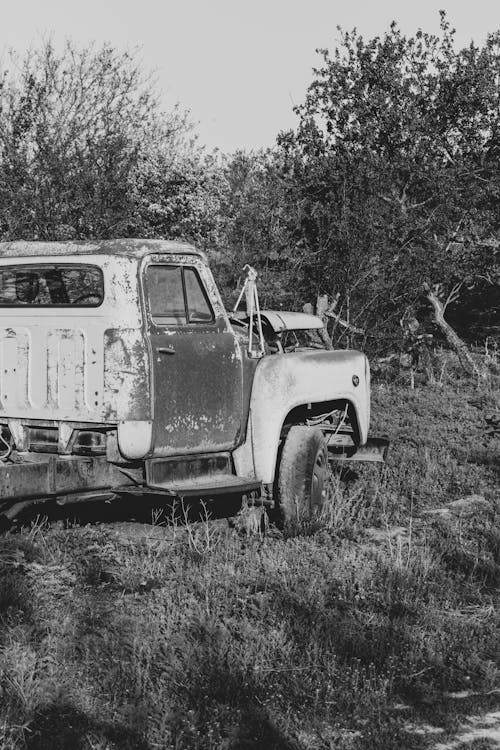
[233,350,370,484]
[0,252,145,425]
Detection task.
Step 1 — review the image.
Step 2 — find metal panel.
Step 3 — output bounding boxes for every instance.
[150,324,244,455]
[142,256,244,457]
[0,255,151,425]
[145,454,261,496]
[0,239,203,261]
[232,349,371,484]
[0,323,105,420]
[147,452,232,485]
[260,310,324,332]
[0,456,137,503]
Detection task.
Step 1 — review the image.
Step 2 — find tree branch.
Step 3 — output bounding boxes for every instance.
[325,310,366,335]
[423,282,482,377]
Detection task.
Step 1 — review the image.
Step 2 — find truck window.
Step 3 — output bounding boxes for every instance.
[146,265,214,325]
[0,264,104,307]
[147,266,187,324]
[184,267,213,323]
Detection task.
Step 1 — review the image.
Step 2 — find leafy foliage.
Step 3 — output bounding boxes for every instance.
[0,41,219,244]
[272,13,500,348]
[210,14,500,351]
[0,22,498,351]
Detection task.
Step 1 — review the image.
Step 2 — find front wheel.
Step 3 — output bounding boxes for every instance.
[277,426,329,530]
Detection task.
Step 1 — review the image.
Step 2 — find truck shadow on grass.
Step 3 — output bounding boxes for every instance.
[3,491,246,532]
[2,463,362,534]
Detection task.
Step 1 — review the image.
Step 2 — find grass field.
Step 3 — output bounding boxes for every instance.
[1,356,499,749]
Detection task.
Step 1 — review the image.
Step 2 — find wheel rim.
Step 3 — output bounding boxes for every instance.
[310,448,327,510]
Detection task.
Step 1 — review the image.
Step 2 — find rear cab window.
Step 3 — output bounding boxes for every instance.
[0,264,104,307]
[146,265,214,326]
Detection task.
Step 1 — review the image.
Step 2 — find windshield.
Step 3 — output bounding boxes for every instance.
[0,264,104,307]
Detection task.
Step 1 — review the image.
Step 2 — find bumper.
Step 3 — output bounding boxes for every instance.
[0,455,137,506]
[328,436,389,463]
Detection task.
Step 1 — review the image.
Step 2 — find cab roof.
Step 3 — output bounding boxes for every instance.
[0,239,204,261]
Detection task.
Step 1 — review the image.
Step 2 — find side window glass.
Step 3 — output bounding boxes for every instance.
[0,265,104,306]
[184,268,214,323]
[147,266,186,325]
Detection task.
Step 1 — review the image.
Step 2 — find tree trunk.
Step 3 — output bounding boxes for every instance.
[315,294,334,350]
[325,310,366,335]
[423,283,482,378]
[302,298,333,349]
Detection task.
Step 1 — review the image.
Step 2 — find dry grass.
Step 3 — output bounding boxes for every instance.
[0,361,499,749]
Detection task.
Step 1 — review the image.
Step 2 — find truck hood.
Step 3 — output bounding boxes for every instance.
[260,310,324,332]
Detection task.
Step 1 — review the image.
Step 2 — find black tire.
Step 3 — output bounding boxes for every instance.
[277,426,329,529]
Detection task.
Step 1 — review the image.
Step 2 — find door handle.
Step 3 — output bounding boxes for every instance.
[156,345,176,355]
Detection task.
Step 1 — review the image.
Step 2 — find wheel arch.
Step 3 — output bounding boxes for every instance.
[232,394,362,485]
[231,351,369,485]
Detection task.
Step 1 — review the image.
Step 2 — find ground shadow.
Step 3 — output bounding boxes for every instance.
[26,701,151,750]
[228,702,303,750]
[2,491,245,533]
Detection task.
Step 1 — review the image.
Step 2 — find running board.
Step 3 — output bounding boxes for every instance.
[146,474,262,497]
[145,453,261,497]
[329,436,389,463]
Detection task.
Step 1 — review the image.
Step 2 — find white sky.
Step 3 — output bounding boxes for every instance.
[1,0,500,152]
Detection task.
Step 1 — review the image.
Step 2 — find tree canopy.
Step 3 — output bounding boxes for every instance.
[272,13,500,347]
[0,41,219,244]
[0,20,498,351]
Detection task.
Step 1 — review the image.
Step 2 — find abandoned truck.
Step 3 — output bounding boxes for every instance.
[0,239,387,527]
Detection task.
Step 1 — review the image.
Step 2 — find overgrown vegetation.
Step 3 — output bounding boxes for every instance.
[0,363,499,749]
[0,17,498,353]
[0,42,223,246]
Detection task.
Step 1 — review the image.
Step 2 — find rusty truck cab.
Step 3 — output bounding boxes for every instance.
[0,240,251,506]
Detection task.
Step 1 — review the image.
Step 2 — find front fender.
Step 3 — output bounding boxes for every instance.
[232,350,370,484]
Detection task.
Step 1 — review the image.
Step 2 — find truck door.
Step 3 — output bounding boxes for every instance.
[143,258,245,456]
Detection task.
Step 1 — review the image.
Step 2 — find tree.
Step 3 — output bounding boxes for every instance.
[276,13,500,351]
[0,41,207,242]
[129,131,226,247]
[211,149,296,308]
